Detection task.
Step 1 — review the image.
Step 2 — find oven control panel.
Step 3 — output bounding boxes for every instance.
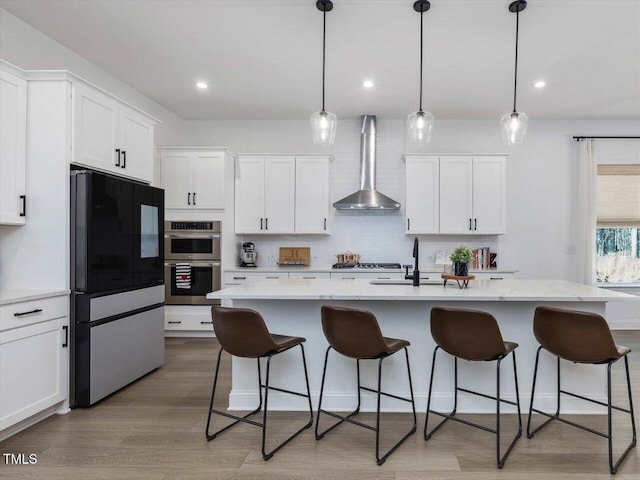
[166,221,221,233]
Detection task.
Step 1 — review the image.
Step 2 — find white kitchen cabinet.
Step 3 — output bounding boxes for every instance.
[472,156,506,234]
[72,82,155,183]
[235,155,331,234]
[119,107,153,181]
[408,155,506,235]
[0,294,69,431]
[0,69,27,225]
[295,157,330,234]
[235,156,295,234]
[160,149,227,210]
[439,156,474,234]
[405,156,439,234]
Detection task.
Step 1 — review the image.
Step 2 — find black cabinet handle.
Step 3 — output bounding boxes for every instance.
[121,150,126,168]
[324,218,327,230]
[474,218,477,231]
[233,276,247,280]
[266,276,279,279]
[62,326,68,348]
[14,308,42,317]
[200,321,213,324]
[260,218,263,230]
[490,277,504,280]
[188,193,191,205]
[19,195,26,217]
[168,321,182,324]
[193,192,196,205]
[469,218,472,230]
[265,218,268,230]
[115,149,121,167]
[407,218,410,230]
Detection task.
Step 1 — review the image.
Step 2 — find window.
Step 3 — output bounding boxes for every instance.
[595,165,640,284]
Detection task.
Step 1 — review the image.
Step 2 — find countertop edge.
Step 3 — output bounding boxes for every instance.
[0,289,71,306]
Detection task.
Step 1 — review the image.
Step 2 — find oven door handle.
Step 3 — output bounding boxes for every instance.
[164,262,221,267]
[164,234,221,239]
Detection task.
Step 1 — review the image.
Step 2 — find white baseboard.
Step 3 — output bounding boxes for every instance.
[228,390,610,415]
[164,331,215,338]
[608,319,640,330]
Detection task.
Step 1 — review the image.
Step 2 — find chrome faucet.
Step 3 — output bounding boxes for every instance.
[404,237,420,286]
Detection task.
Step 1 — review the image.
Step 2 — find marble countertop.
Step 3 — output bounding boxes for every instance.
[224,266,519,274]
[0,289,70,306]
[207,279,638,302]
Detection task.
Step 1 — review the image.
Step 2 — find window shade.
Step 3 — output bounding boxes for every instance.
[597,165,640,227]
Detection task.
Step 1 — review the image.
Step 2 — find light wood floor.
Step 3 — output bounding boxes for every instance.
[2,333,640,479]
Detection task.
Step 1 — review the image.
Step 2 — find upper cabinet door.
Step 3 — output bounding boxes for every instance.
[439,156,474,234]
[295,157,329,233]
[119,107,153,183]
[264,157,295,234]
[192,152,225,209]
[73,83,119,173]
[472,156,506,234]
[405,156,439,234]
[0,70,27,225]
[235,157,266,234]
[161,153,191,209]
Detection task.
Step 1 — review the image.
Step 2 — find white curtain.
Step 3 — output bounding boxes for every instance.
[577,138,598,285]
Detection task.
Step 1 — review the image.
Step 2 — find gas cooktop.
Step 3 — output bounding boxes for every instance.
[332,263,402,270]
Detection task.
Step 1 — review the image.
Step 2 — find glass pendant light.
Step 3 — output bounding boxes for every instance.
[407,0,434,145]
[311,0,337,146]
[500,0,529,146]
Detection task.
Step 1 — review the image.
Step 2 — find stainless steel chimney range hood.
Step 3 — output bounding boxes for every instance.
[333,115,401,210]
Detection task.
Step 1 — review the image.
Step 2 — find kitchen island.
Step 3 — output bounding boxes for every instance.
[207,279,638,414]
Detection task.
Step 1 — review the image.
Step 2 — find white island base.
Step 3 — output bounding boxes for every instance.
[208,279,637,415]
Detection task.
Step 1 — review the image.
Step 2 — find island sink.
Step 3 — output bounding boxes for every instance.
[370,279,449,286]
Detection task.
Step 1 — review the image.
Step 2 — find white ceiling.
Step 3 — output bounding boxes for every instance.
[1,0,639,120]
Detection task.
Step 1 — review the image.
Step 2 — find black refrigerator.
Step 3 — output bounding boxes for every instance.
[70,170,165,407]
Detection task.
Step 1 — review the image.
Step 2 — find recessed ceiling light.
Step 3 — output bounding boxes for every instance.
[363,80,374,88]
[534,80,546,88]
[196,82,208,89]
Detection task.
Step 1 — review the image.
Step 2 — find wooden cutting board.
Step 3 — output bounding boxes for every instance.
[279,247,311,266]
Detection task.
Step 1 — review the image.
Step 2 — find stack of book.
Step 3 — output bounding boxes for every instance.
[472,247,494,269]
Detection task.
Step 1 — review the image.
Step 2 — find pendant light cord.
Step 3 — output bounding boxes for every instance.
[419,9,424,112]
[322,5,326,112]
[513,8,520,113]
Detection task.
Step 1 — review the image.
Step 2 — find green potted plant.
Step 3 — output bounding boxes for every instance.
[450,246,473,276]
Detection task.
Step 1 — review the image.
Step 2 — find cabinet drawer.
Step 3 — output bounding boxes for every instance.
[223,272,289,285]
[289,272,330,279]
[165,316,214,331]
[330,272,403,280]
[473,272,515,281]
[0,295,68,332]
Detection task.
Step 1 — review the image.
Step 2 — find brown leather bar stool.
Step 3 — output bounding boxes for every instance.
[527,306,637,474]
[316,305,417,465]
[425,306,522,468]
[206,306,313,461]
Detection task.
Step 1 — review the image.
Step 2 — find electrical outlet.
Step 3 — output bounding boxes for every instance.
[268,255,276,262]
[312,255,319,261]
[566,245,576,254]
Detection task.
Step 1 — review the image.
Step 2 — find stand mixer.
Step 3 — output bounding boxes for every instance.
[240,242,258,267]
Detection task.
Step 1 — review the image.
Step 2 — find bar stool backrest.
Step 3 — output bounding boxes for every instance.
[533,306,621,363]
[211,306,277,358]
[431,306,508,361]
[321,305,389,359]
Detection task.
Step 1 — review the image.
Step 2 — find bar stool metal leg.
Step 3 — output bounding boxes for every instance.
[206,344,313,461]
[424,347,522,468]
[527,348,637,474]
[315,346,417,465]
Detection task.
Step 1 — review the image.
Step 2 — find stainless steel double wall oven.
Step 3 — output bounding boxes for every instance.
[164,221,221,305]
